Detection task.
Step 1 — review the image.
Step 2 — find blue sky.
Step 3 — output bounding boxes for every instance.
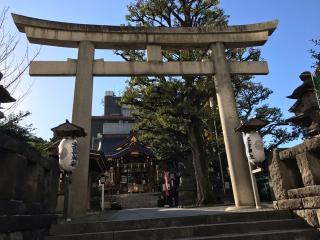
[2,0,320,145]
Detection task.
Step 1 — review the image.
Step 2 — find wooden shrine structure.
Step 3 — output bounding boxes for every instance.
[104,134,158,194]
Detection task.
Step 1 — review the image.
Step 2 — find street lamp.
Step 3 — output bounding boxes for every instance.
[51,120,86,221]
[235,118,268,209]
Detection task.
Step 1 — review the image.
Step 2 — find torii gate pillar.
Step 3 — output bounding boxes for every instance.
[211,43,254,206]
[70,41,95,217]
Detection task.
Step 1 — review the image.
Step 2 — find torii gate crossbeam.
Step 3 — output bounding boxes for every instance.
[12,13,278,218]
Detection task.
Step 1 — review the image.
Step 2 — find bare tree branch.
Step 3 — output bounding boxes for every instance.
[0,7,41,114]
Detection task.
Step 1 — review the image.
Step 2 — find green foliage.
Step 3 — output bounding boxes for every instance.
[310,39,320,75]
[126,0,228,27]
[0,111,33,140]
[0,111,50,156]
[122,77,190,161]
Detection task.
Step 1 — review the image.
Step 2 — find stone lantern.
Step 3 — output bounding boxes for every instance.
[235,118,269,164]
[235,118,269,209]
[0,72,16,119]
[52,119,86,172]
[51,120,86,220]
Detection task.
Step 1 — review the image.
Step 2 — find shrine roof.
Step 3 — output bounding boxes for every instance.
[105,133,155,160]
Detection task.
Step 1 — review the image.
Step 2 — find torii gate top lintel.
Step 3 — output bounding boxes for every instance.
[12,13,278,49]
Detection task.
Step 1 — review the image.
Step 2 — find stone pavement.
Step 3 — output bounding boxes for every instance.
[64,204,274,223]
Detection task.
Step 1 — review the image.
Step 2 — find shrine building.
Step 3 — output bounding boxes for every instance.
[90,91,159,195]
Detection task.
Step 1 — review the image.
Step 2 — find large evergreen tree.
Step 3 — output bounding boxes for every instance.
[119,0,296,205]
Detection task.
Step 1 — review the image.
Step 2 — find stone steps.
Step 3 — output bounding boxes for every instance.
[178,229,319,240]
[48,210,320,240]
[50,210,293,235]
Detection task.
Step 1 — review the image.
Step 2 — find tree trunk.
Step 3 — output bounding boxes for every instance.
[187,117,215,205]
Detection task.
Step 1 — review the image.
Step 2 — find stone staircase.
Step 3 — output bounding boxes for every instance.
[48,210,320,240]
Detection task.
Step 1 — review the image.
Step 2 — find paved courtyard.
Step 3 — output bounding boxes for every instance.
[65,204,274,223]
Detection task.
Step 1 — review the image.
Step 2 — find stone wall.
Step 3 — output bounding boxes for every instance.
[0,132,59,239]
[269,136,320,227]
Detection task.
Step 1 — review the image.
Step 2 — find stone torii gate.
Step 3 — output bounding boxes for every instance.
[12,14,277,218]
